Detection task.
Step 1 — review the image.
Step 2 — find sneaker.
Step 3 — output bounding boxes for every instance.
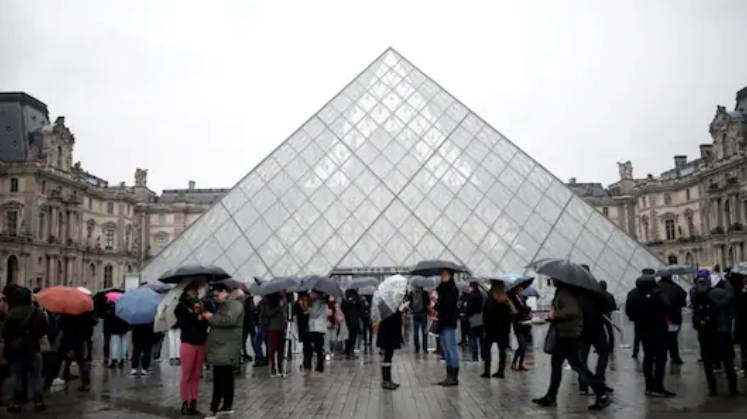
[219,407,235,415]
[141,369,152,376]
[52,378,66,386]
[588,394,611,411]
[130,369,140,376]
[204,412,218,419]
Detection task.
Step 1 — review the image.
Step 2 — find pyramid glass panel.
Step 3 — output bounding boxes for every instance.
[142,48,662,301]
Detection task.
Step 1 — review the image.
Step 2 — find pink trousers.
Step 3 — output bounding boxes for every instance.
[180,342,205,402]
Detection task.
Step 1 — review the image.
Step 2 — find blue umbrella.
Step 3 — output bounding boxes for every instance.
[115,287,164,325]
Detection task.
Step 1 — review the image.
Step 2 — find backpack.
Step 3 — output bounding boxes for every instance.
[5,308,39,362]
[412,291,425,314]
[691,280,717,330]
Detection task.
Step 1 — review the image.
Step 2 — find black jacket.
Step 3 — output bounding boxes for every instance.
[435,280,459,330]
[106,310,130,335]
[294,300,310,336]
[131,323,156,345]
[3,304,48,360]
[625,275,670,337]
[376,310,403,350]
[175,295,208,345]
[465,291,484,319]
[733,277,747,341]
[482,297,513,344]
[657,277,687,325]
[341,296,361,331]
[60,312,95,344]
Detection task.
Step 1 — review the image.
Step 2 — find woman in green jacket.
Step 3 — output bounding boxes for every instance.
[202,283,244,419]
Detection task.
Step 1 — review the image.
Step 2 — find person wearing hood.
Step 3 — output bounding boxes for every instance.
[626,273,675,397]
[691,270,737,396]
[532,281,610,411]
[657,275,687,365]
[435,269,460,386]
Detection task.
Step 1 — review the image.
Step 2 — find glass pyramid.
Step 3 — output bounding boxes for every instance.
[142,47,662,301]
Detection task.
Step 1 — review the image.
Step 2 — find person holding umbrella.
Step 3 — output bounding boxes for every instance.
[656,274,687,365]
[174,280,209,416]
[373,275,408,390]
[508,277,533,372]
[115,287,163,377]
[202,282,244,419]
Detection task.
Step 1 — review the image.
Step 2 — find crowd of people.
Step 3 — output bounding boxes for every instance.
[1,262,747,417]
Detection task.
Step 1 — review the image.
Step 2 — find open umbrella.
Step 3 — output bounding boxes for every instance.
[496,273,535,291]
[106,292,123,304]
[76,286,92,296]
[38,286,94,315]
[154,277,204,333]
[247,277,265,295]
[115,287,164,325]
[526,258,600,292]
[346,276,379,290]
[359,285,376,296]
[298,275,343,300]
[372,274,408,323]
[656,264,697,277]
[523,286,540,298]
[253,276,300,296]
[139,282,172,294]
[213,278,250,292]
[93,287,124,315]
[409,275,438,290]
[158,264,231,284]
[410,260,469,277]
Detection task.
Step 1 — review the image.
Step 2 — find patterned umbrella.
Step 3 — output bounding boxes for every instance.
[155,277,203,333]
[372,274,408,323]
[38,286,94,315]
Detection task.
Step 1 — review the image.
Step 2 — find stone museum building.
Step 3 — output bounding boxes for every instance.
[568,86,747,269]
[0,92,227,290]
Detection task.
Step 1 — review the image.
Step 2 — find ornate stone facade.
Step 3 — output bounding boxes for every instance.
[569,86,747,268]
[0,93,227,291]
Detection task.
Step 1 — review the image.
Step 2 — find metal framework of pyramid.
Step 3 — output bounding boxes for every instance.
[142,48,662,300]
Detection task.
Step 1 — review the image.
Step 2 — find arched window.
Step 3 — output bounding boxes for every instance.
[667,255,678,265]
[89,263,96,287]
[57,145,63,169]
[728,246,735,266]
[685,252,694,267]
[6,255,18,286]
[57,259,64,286]
[104,265,113,288]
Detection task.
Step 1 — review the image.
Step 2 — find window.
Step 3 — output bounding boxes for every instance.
[664,193,672,205]
[38,212,45,239]
[41,181,46,193]
[106,202,114,215]
[158,213,166,225]
[124,227,131,251]
[88,198,93,210]
[667,255,678,265]
[602,207,609,217]
[10,178,18,193]
[105,228,115,250]
[686,188,691,201]
[57,146,63,169]
[104,265,113,288]
[5,211,18,236]
[665,219,676,240]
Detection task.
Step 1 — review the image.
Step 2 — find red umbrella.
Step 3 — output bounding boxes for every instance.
[38,286,94,315]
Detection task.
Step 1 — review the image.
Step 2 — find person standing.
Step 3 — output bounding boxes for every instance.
[294,293,311,371]
[307,292,327,377]
[435,269,460,386]
[3,287,48,413]
[242,295,257,363]
[265,293,287,377]
[465,282,485,362]
[730,272,747,374]
[56,312,93,391]
[253,298,269,367]
[377,307,406,390]
[202,283,244,419]
[532,281,610,411]
[692,274,738,396]
[107,306,130,369]
[481,282,515,378]
[341,290,361,360]
[175,280,208,416]
[625,273,675,397]
[657,275,687,365]
[130,323,155,376]
[409,286,429,354]
[359,295,373,353]
[509,284,531,371]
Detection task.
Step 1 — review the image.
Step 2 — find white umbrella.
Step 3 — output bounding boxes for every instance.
[154,277,203,333]
[372,274,408,323]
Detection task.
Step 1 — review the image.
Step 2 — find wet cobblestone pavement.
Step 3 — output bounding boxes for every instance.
[15,322,747,418]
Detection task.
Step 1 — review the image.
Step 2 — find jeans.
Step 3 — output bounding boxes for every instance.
[210,365,234,413]
[361,318,373,347]
[440,327,459,368]
[309,332,325,372]
[10,353,43,405]
[546,337,604,398]
[180,343,205,401]
[512,326,529,366]
[470,326,484,361]
[578,332,610,391]
[58,339,90,386]
[412,314,428,352]
[254,325,268,362]
[641,332,667,391]
[110,333,129,361]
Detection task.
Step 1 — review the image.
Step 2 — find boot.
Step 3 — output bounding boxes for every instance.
[480,360,491,378]
[588,393,611,411]
[381,366,397,390]
[436,367,450,385]
[531,396,556,407]
[492,359,505,379]
[441,367,459,386]
[187,400,200,416]
[180,401,189,415]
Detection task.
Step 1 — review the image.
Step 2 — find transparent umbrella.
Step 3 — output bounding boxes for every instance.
[372,274,408,323]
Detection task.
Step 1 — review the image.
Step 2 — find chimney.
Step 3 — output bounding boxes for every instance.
[674,155,687,176]
[188,180,196,190]
[569,177,577,184]
[700,144,714,161]
[647,174,654,180]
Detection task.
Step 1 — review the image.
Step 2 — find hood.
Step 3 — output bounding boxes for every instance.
[635,275,658,290]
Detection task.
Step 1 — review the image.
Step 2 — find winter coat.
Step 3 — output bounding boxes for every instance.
[465,291,484,325]
[266,301,287,332]
[205,298,244,367]
[175,294,208,345]
[733,278,747,342]
[376,310,403,350]
[690,278,732,332]
[657,277,687,325]
[551,286,583,338]
[510,292,532,334]
[243,297,257,334]
[308,299,327,334]
[3,303,48,361]
[131,323,156,345]
[107,310,130,335]
[60,312,95,345]
[625,275,670,337]
[435,280,459,330]
[482,296,514,344]
[294,300,310,337]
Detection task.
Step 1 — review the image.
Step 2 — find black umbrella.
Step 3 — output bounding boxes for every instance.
[409,275,438,290]
[139,282,172,294]
[213,278,251,293]
[346,276,379,290]
[299,275,343,300]
[526,258,600,292]
[93,287,125,315]
[410,260,469,277]
[655,264,697,277]
[359,285,376,296]
[158,264,231,284]
[253,276,300,296]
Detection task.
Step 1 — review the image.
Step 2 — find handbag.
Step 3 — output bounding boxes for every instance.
[543,323,558,355]
[428,319,440,337]
[468,313,483,328]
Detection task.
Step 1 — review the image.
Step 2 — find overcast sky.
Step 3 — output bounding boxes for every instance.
[2,1,746,193]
